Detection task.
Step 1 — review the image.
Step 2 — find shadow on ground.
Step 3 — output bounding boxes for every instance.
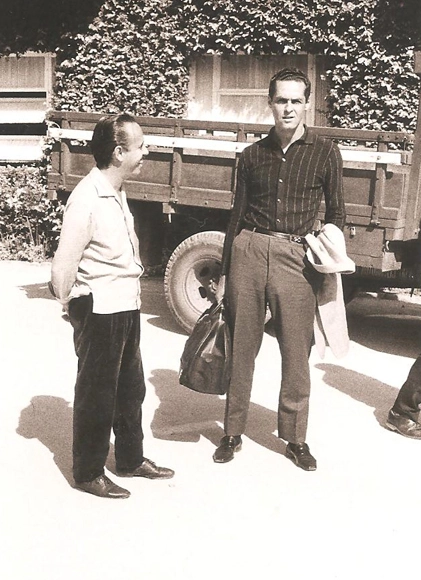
[18,282,55,300]
[16,395,120,484]
[19,275,187,334]
[149,368,285,456]
[141,278,186,335]
[347,296,421,358]
[316,364,398,427]
[16,396,74,484]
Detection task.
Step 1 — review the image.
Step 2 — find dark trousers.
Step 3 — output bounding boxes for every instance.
[224,229,321,443]
[69,295,146,483]
[392,354,421,422]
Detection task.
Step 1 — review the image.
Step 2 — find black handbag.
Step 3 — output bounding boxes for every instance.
[179,300,232,395]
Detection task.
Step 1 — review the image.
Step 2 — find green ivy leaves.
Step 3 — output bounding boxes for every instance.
[1,0,419,131]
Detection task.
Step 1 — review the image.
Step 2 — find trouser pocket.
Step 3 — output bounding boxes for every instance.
[68,294,93,355]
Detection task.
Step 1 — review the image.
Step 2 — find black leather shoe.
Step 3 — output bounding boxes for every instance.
[386,409,421,439]
[117,458,174,479]
[286,442,317,471]
[75,474,130,499]
[213,435,242,463]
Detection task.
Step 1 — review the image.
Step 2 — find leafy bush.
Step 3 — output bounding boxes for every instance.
[0,1,419,130]
[0,164,64,261]
[55,0,191,117]
[50,0,420,132]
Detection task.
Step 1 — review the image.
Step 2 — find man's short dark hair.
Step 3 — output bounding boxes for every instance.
[268,68,311,102]
[91,113,139,169]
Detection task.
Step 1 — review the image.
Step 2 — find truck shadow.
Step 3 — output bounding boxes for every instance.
[149,368,284,455]
[18,275,187,333]
[346,296,421,358]
[133,276,189,335]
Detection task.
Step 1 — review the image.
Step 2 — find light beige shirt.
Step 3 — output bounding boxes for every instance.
[51,167,144,314]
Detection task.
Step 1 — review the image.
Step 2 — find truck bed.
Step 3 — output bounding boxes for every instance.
[47,111,420,278]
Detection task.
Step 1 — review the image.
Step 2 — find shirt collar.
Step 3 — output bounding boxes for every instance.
[88,166,125,199]
[267,125,314,150]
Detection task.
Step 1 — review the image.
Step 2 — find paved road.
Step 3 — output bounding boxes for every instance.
[1,261,421,580]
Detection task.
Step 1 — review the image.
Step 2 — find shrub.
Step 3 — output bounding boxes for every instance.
[0,1,419,131]
[51,0,420,132]
[0,164,64,261]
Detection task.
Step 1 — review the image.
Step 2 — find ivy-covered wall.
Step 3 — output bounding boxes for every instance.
[1,0,421,131]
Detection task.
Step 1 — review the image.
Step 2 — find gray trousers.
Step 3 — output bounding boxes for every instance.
[392,354,421,422]
[224,229,321,443]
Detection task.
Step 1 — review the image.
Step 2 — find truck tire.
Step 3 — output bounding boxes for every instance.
[164,231,225,333]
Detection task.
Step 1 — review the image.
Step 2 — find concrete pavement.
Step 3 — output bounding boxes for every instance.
[1,260,421,580]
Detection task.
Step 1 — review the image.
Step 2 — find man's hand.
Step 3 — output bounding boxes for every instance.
[215,275,226,303]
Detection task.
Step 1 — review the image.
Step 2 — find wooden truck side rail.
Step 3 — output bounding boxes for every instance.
[47,110,419,272]
[46,110,421,331]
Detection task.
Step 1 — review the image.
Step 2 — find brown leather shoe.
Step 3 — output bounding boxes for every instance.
[286,442,317,471]
[213,435,242,463]
[386,409,421,439]
[75,474,130,499]
[117,458,174,479]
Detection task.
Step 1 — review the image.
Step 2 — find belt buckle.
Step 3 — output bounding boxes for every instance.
[291,235,302,244]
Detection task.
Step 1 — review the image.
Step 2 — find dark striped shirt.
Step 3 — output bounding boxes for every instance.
[221,126,346,275]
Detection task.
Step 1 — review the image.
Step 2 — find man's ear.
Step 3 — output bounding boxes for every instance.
[305,100,311,111]
[113,145,124,163]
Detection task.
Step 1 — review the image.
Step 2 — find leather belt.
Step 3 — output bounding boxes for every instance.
[243,224,305,244]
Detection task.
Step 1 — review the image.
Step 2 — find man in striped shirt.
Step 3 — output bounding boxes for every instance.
[213,68,346,471]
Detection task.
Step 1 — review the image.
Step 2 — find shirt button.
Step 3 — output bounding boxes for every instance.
[279,179,283,183]
[282,158,286,162]
[276,219,280,223]
[277,198,281,202]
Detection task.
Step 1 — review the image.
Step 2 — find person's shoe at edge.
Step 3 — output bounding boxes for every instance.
[286,442,317,471]
[213,435,242,463]
[75,474,131,498]
[117,458,175,479]
[386,409,421,439]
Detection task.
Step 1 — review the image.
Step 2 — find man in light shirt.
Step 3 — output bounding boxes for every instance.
[51,114,174,499]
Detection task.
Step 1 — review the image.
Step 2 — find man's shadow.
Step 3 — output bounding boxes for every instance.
[149,369,284,455]
[16,395,117,484]
[16,396,74,484]
[16,395,119,487]
[316,363,399,426]
[17,282,54,300]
